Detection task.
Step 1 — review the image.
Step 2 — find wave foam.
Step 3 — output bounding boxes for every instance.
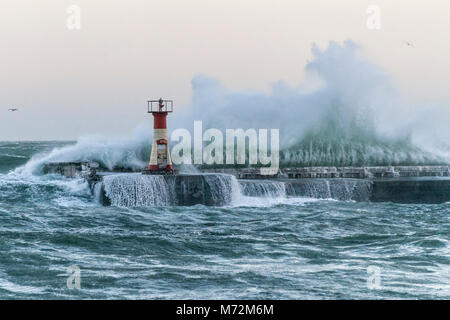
[16,124,152,175]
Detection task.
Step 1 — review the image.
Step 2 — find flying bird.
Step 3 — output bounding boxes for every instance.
[404,41,415,48]
[8,108,19,112]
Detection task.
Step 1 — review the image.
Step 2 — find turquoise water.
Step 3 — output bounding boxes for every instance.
[0,142,448,299]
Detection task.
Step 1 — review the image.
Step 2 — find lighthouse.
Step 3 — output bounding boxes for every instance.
[145,98,174,173]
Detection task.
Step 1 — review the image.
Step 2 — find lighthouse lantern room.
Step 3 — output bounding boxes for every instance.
[145,98,174,174]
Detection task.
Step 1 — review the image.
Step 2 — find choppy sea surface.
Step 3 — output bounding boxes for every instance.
[0,141,448,299]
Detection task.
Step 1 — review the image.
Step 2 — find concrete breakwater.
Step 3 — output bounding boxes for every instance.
[96,173,240,207]
[43,162,450,180]
[95,174,372,206]
[42,162,450,205]
[203,165,450,179]
[96,175,450,205]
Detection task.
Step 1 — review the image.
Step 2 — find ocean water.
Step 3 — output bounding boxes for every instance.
[0,141,449,299]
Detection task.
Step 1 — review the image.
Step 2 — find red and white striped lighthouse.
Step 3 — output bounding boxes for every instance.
[147,98,173,172]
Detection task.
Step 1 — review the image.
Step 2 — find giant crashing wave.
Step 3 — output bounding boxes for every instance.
[175,40,449,167]
[280,110,445,167]
[17,40,450,174]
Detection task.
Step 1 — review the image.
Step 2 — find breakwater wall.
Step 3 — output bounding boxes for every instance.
[202,165,450,179]
[42,163,450,205]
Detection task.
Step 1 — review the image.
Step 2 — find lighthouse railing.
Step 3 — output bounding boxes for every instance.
[148,100,173,113]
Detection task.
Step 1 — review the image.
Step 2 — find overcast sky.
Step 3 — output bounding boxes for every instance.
[1,0,449,140]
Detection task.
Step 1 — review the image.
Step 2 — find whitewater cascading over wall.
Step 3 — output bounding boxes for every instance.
[240,180,288,198]
[99,173,243,207]
[286,179,372,201]
[239,179,372,201]
[102,173,172,207]
[97,172,375,207]
[202,174,241,205]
